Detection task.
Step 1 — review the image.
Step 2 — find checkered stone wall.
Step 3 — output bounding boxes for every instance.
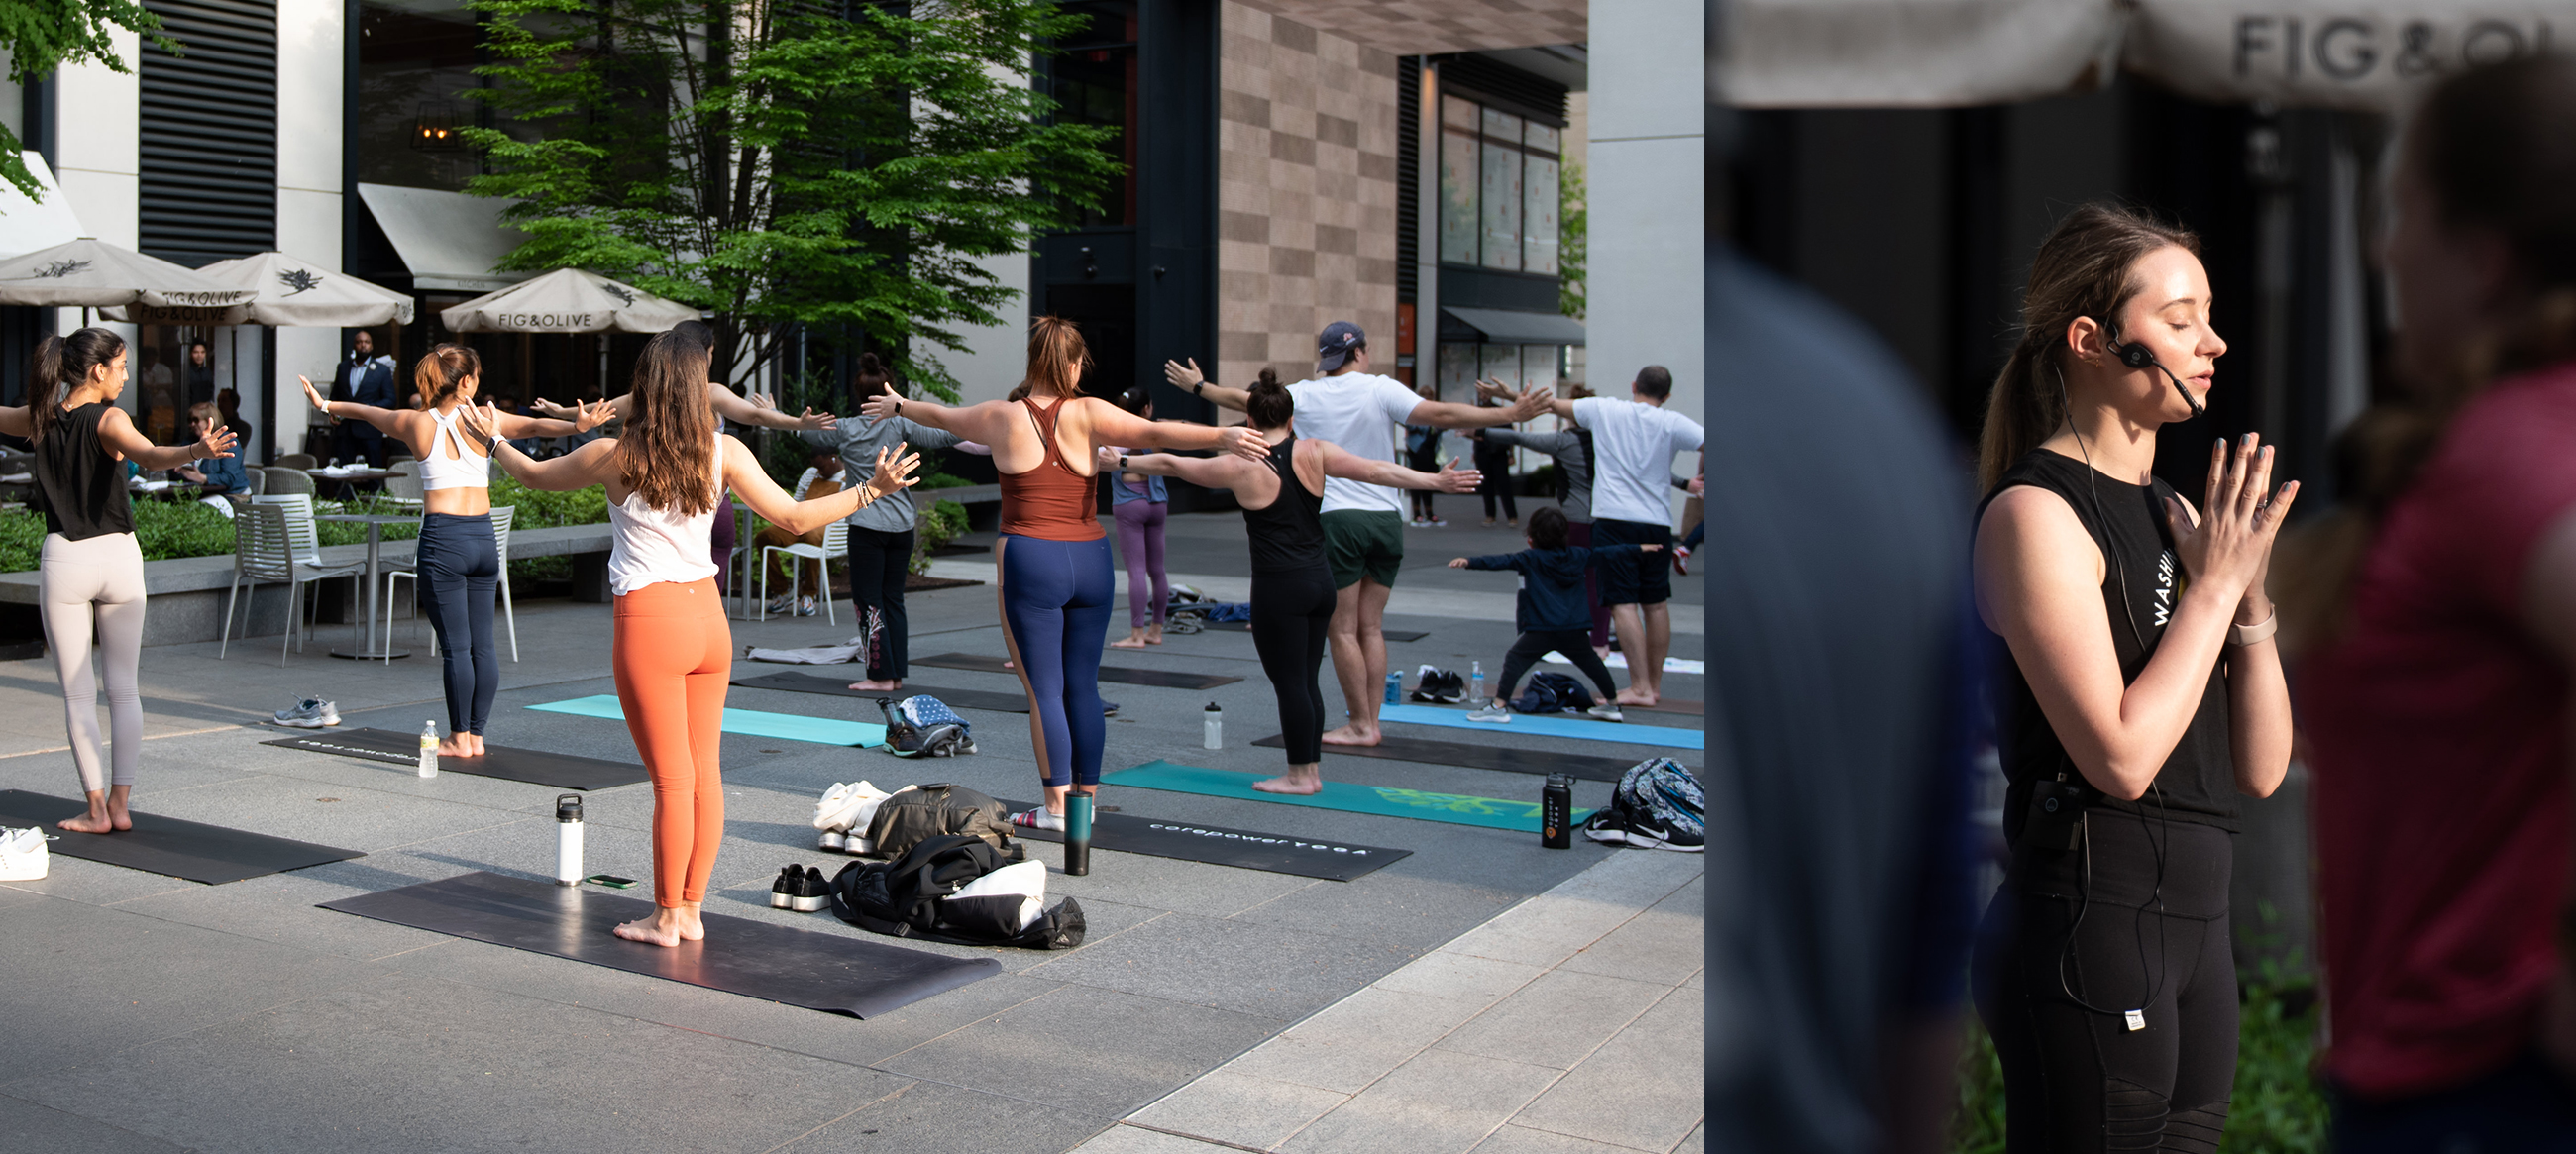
[1217,1,1402,395]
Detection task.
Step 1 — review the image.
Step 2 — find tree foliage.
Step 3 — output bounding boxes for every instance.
[0,0,170,201]
[1558,158,1586,320]
[464,0,1118,400]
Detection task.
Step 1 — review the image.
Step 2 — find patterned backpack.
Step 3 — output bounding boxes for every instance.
[1582,757,1705,853]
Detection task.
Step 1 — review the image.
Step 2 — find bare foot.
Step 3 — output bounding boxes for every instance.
[58,809,114,834]
[1250,772,1323,795]
[613,915,685,947]
[1110,630,1149,649]
[1144,625,1164,645]
[675,902,706,941]
[106,791,133,831]
[848,678,902,691]
[1321,723,1381,748]
[467,734,487,757]
[437,735,476,758]
[1615,688,1660,707]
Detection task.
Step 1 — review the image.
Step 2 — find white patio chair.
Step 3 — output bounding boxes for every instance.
[220,497,363,664]
[760,520,846,624]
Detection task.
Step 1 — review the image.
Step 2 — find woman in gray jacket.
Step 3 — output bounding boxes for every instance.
[801,353,962,691]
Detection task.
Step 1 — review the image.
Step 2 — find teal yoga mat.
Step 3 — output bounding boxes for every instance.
[1376,703,1702,750]
[1106,760,1591,833]
[528,695,886,748]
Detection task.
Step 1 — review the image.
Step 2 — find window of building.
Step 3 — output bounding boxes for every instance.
[1438,94,1562,274]
[354,1,484,192]
[1052,1,1137,229]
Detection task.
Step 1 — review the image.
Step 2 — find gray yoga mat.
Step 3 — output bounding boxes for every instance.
[999,799,1408,881]
[732,672,1053,715]
[0,789,365,885]
[265,728,645,790]
[913,652,1242,690]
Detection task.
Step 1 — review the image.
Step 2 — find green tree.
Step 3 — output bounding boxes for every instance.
[0,0,169,201]
[1558,158,1586,320]
[464,0,1118,399]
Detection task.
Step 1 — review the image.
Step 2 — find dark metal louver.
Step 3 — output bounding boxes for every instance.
[140,0,277,266]
[1396,55,1419,303]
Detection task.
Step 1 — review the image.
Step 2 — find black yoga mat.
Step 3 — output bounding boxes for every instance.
[0,789,364,885]
[914,651,1242,690]
[321,870,998,1017]
[1202,622,1428,643]
[264,729,645,791]
[1255,733,1642,784]
[733,672,1041,715]
[1000,799,1406,882]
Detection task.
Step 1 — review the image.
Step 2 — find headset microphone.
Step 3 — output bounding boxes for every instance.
[2099,321,2205,420]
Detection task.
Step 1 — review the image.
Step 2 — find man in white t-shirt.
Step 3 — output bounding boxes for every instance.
[1555,366,1704,706]
[1168,321,1550,752]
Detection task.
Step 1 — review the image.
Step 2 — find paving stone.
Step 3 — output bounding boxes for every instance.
[1280,1047,1562,1154]
[1437,968,1673,1070]
[0,1092,193,1153]
[776,1077,1113,1154]
[878,983,1283,1117]
[1067,1124,1242,1152]
[1557,876,1705,986]
[1127,1068,1350,1149]
[1365,949,1548,1012]
[1223,985,1488,1094]
[1026,909,1417,1019]
[1511,987,1706,1153]
[1468,1124,1653,1154]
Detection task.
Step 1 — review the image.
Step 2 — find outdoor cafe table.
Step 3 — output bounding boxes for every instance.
[317,512,415,660]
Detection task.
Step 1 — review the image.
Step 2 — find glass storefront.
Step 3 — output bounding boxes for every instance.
[1438,94,1562,273]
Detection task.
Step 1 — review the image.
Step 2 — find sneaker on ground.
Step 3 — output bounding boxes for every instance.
[1465,702,1512,724]
[790,866,832,912]
[1585,702,1626,723]
[273,697,339,728]
[770,865,800,909]
[1010,807,1065,832]
[1619,810,1706,853]
[1430,518,1448,527]
[765,595,794,616]
[1672,545,1691,577]
[798,595,817,617]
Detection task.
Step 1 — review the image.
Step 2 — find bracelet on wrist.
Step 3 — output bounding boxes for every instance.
[2229,610,2279,647]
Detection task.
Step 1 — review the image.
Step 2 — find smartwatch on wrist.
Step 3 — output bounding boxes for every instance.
[1192,381,1205,398]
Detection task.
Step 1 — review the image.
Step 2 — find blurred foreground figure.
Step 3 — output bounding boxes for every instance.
[1700,240,1982,1153]
[2292,54,2576,1151]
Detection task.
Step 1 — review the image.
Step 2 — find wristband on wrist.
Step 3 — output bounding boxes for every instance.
[1193,381,1205,398]
[2229,610,2279,647]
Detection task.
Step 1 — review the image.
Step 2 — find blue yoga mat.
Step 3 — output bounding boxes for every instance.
[529,695,886,748]
[1106,760,1590,833]
[1376,703,1702,750]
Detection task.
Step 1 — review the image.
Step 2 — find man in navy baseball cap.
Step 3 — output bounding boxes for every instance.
[1318,321,1365,372]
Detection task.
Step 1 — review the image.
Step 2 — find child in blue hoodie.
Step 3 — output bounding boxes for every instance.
[1448,506,1658,723]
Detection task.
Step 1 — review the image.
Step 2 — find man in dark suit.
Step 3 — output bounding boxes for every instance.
[328,330,397,468]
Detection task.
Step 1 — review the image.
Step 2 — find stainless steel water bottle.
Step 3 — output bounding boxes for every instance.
[555,793,585,886]
[1541,774,1573,849]
[1064,793,1093,877]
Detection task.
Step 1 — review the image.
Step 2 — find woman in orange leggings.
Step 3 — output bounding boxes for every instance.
[470,324,919,945]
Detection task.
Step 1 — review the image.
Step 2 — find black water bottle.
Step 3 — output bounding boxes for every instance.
[1541,774,1573,849]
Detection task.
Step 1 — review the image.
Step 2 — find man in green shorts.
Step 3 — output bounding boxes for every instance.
[1172,322,1548,747]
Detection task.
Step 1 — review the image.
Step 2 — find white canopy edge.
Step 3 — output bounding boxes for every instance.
[356,183,532,293]
[0,152,87,260]
[1719,0,2576,112]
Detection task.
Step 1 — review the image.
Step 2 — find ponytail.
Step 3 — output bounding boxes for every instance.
[1976,204,2200,493]
[1010,316,1091,401]
[413,343,481,408]
[29,327,126,445]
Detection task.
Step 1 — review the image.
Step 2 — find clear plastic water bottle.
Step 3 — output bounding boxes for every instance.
[417,720,438,779]
[1470,661,1485,704]
[1203,702,1223,750]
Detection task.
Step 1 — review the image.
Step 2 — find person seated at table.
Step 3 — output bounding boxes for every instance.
[175,403,249,514]
[755,451,845,616]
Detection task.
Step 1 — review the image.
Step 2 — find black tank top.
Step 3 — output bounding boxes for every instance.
[1977,449,2236,846]
[1241,435,1326,577]
[35,402,133,540]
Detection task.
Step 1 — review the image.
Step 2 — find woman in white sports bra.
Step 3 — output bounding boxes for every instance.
[301,345,595,757]
[462,327,919,947]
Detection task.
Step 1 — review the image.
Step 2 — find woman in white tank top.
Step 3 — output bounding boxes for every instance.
[466,327,920,948]
[301,346,594,757]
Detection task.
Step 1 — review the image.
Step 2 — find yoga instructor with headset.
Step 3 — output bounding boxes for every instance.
[1101,375,1478,794]
[1969,204,2296,1151]
[465,328,920,946]
[860,318,1269,830]
[0,329,236,834]
[300,346,595,758]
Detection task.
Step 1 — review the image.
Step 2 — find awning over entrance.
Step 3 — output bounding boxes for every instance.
[1719,0,2576,111]
[356,183,532,293]
[1441,306,1587,346]
[0,153,87,261]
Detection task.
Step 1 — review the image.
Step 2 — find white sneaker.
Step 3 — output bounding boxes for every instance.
[0,825,49,881]
[1465,702,1512,724]
[273,697,339,728]
[1585,702,1625,723]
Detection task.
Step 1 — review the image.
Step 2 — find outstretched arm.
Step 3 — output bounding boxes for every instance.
[93,406,234,471]
[1084,402,1269,462]
[1410,382,1553,431]
[490,402,606,441]
[0,405,26,438]
[1165,358,1249,413]
[1094,446,1258,490]
[1314,439,1481,492]
[713,384,835,431]
[723,435,919,534]
[857,392,1013,442]
[461,403,617,490]
[299,375,413,437]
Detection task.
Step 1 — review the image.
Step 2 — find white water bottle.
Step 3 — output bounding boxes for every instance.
[1470,661,1486,704]
[555,794,584,886]
[1204,702,1223,750]
[417,721,439,779]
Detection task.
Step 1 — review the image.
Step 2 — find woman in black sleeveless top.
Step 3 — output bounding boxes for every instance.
[1969,206,2299,1152]
[0,329,238,834]
[1105,374,1476,793]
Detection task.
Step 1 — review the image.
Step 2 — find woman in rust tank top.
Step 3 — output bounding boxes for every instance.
[861,318,1269,827]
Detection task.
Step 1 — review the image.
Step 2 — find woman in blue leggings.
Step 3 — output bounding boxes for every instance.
[862,319,1268,826]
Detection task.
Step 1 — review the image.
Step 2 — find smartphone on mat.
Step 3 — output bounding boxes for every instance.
[582,874,637,889]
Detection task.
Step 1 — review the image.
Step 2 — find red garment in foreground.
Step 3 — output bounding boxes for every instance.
[2304,360,2576,1098]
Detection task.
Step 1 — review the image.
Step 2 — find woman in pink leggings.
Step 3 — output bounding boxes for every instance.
[1106,384,1169,648]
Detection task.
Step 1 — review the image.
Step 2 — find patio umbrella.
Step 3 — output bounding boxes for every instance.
[105,252,417,328]
[438,267,699,334]
[0,238,257,316]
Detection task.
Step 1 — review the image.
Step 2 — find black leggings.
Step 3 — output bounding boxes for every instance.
[1975,816,2237,1153]
[1497,629,1618,705]
[1475,448,1517,521]
[846,525,914,680]
[1250,567,1337,764]
[417,512,499,735]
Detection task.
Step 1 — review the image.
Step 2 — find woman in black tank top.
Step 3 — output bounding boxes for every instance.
[1104,376,1476,793]
[1968,207,2300,1152]
[1,328,239,835]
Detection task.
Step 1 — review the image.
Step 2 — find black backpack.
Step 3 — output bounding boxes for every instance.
[828,834,1086,949]
[1511,671,1592,714]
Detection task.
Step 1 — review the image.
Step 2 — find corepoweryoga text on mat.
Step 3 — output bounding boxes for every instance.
[1000,799,1408,881]
[321,871,997,1016]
